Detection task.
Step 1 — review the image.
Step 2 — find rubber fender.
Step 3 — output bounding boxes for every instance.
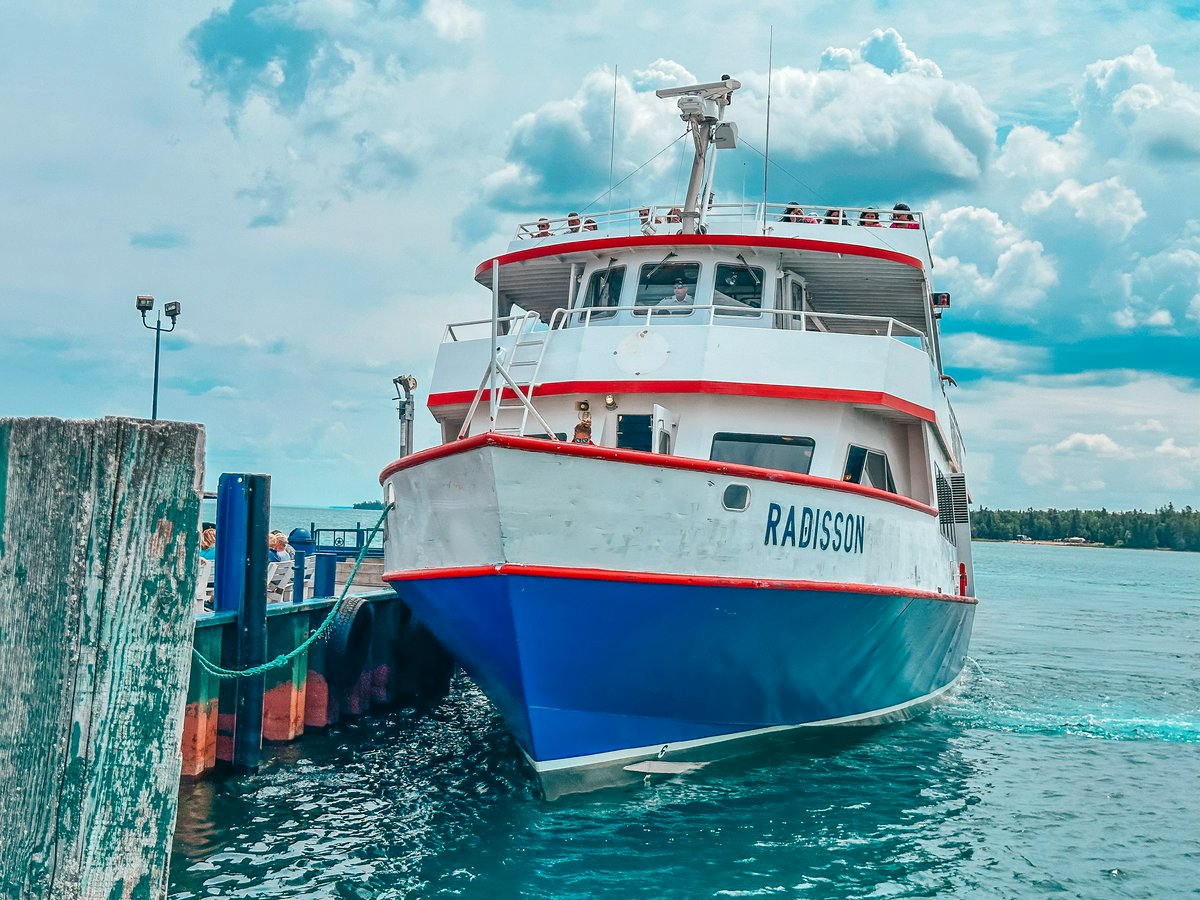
[325,595,374,689]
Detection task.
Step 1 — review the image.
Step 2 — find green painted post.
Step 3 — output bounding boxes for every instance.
[0,416,204,899]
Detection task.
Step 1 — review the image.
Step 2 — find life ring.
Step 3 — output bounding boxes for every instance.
[325,595,374,689]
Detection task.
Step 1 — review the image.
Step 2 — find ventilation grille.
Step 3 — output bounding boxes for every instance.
[949,473,970,524]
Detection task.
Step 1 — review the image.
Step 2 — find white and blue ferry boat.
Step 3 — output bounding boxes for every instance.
[381,77,977,797]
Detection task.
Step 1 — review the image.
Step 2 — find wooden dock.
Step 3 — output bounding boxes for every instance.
[0,416,454,898]
[0,416,204,899]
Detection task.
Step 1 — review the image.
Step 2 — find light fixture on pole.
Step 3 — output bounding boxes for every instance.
[393,374,418,458]
[136,294,182,420]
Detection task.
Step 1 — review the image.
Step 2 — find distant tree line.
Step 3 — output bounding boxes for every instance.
[972,504,1200,551]
[352,499,385,510]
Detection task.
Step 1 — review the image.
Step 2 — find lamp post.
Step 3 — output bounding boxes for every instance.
[135,294,182,420]
[393,374,417,458]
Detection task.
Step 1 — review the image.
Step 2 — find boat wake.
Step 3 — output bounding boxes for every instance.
[935,661,1199,744]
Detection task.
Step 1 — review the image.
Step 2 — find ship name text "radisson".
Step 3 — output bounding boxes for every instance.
[763,503,866,553]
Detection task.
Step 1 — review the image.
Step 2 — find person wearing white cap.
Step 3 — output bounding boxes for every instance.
[662,278,694,307]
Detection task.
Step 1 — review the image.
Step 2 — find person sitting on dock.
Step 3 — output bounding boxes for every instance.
[572,421,594,445]
[200,526,217,561]
[268,531,293,563]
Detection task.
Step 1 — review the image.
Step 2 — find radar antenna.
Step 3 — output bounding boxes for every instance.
[656,76,741,234]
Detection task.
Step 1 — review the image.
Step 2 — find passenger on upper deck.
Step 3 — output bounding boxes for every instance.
[781,203,819,224]
[824,209,851,225]
[567,212,582,233]
[571,421,594,445]
[858,208,882,226]
[584,218,598,231]
[536,218,552,237]
[890,203,919,229]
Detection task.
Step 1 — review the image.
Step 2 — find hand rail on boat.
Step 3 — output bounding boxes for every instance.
[443,313,538,343]
[513,202,925,240]
[543,304,930,354]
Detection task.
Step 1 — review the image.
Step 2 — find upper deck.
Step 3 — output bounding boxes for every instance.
[474,201,940,343]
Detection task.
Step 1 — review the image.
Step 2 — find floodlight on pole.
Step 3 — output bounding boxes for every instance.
[135,294,182,420]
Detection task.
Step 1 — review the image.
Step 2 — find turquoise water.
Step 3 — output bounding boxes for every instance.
[169,542,1200,898]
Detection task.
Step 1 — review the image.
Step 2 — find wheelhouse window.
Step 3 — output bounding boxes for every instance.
[713,263,764,317]
[710,433,816,475]
[635,261,700,315]
[843,445,896,493]
[577,264,624,320]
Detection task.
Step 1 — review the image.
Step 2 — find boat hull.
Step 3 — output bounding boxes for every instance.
[381,434,975,795]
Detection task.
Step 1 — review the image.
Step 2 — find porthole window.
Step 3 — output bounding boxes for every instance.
[722,483,751,511]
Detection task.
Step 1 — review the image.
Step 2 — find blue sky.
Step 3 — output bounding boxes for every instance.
[2,1,1197,509]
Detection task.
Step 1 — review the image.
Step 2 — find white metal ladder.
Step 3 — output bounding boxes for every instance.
[457,311,558,440]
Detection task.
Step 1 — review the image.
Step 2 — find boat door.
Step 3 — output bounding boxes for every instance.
[778,274,806,330]
[652,404,678,454]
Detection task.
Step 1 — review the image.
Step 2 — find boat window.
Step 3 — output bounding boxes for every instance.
[577,264,625,320]
[634,261,700,315]
[617,414,653,451]
[843,445,897,493]
[710,433,816,475]
[722,484,751,511]
[713,263,764,317]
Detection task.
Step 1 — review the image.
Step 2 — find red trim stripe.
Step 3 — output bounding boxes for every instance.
[473,233,925,281]
[379,432,939,517]
[427,380,936,424]
[382,562,977,605]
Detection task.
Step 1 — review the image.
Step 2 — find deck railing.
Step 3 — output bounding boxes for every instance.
[443,307,926,352]
[515,202,926,241]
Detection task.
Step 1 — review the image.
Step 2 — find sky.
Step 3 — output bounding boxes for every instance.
[2,1,1198,510]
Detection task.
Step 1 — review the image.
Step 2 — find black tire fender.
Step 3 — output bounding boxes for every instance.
[325,595,374,689]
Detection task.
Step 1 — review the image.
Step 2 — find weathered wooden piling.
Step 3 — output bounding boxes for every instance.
[0,416,204,899]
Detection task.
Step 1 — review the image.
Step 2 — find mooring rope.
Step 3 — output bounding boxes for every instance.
[190,503,393,680]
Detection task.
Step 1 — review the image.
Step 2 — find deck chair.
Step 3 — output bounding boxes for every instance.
[265,560,292,602]
[195,556,214,607]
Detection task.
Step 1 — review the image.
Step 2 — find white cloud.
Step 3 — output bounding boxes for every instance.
[1022,176,1146,241]
[955,371,1200,508]
[941,333,1048,373]
[206,385,239,398]
[1078,45,1200,162]
[1156,438,1200,459]
[995,125,1086,183]
[1053,432,1122,454]
[423,0,483,42]
[931,206,1058,313]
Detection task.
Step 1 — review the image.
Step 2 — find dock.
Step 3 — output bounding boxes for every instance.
[0,416,453,898]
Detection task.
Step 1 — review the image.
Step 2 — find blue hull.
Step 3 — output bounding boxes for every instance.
[390,573,975,770]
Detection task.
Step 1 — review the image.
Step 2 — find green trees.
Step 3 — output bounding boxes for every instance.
[971,505,1200,552]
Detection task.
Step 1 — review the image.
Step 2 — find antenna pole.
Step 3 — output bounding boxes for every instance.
[762,26,774,234]
[609,65,618,211]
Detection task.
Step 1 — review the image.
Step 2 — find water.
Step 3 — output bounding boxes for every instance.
[169,542,1200,898]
